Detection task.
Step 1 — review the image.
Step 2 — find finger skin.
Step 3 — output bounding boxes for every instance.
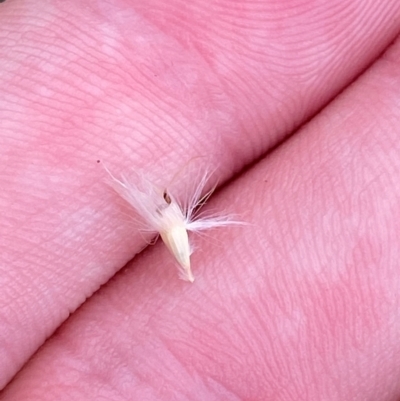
[2,30,400,401]
[1,0,400,391]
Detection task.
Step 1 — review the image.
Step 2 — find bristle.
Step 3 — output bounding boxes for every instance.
[105,168,167,232]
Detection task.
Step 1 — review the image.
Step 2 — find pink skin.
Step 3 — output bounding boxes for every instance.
[1,0,400,399]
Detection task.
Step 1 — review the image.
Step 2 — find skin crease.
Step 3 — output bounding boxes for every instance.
[1,0,400,399]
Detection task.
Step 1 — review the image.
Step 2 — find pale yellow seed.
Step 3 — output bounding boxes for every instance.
[159,200,194,282]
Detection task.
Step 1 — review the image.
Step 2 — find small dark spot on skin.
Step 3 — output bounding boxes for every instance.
[163,190,171,204]
[96,160,101,163]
